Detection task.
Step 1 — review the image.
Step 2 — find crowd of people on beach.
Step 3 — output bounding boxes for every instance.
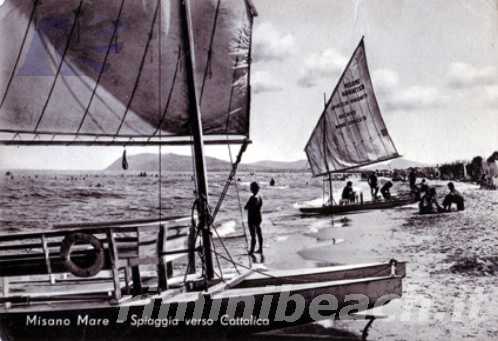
[338,168,466,215]
[408,168,465,214]
[479,174,496,190]
[340,172,394,204]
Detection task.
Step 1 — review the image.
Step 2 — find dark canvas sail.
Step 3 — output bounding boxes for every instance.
[305,38,399,177]
[0,0,255,143]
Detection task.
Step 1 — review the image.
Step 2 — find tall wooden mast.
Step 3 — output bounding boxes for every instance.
[181,0,215,280]
[322,92,334,206]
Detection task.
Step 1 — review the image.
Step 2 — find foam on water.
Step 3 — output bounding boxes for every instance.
[294,196,326,208]
[215,220,237,235]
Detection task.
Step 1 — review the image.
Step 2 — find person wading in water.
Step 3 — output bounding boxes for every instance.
[245,182,263,254]
[442,182,465,211]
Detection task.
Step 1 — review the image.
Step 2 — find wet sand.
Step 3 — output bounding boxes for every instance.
[263,181,498,340]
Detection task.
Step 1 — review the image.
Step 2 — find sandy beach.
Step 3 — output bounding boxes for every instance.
[261,180,498,340]
[1,172,498,340]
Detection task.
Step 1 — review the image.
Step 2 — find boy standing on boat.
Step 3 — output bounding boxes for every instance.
[380,181,393,200]
[368,172,379,200]
[245,182,263,254]
[408,168,417,190]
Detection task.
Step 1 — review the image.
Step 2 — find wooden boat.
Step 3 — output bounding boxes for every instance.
[0,222,406,337]
[301,38,408,216]
[0,0,406,338]
[300,196,416,216]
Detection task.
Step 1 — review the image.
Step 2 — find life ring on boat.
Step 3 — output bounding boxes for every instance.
[60,233,104,278]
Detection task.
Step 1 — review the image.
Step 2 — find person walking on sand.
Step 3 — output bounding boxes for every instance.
[245,182,263,254]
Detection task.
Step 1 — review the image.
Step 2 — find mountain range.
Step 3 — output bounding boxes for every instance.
[363,158,429,170]
[106,153,426,172]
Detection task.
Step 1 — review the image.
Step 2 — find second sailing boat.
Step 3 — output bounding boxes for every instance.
[301,38,416,216]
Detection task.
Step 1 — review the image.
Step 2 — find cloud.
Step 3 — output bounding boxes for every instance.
[252,71,283,94]
[346,66,442,112]
[297,48,347,88]
[483,85,498,105]
[253,23,296,63]
[383,86,446,112]
[443,62,498,108]
[372,68,400,94]
[447,62,497,89]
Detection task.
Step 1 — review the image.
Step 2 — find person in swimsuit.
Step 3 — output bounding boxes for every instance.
[245,182,263,254]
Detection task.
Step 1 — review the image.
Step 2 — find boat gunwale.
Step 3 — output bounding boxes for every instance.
[0,274,403,314]
[243,261,407,280]
[299,197,416,214]
[0,220,189,240]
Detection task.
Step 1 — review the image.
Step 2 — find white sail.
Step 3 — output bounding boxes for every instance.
[305,38,399,177]
[0,0,255,142]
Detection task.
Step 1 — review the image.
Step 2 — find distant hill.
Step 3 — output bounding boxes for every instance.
[106,153,428,173]
[362,158,430,171]
[243,160,309,171]
[106,153,310,172]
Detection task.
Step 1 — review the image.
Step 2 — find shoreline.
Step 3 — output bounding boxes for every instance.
[1,171,497,340]
[264,181,498,340]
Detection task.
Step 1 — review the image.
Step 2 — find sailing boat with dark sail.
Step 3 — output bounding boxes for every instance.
[0,1,405,338]
[300,38,415,216]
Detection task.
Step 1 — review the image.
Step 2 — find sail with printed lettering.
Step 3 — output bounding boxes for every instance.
[305,38,399,177]
[0,0,255,144]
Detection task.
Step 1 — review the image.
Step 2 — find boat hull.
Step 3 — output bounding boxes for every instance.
[299,198,416,215]
[0,263,404,339]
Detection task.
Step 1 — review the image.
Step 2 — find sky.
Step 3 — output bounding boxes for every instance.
[1,0,498,170]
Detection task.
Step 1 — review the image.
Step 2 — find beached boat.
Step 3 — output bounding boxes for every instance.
[300,196,415,216]
[300,38,416,216]
[0,218,405,338]
[0,225,405,337]
[0,0,405,338]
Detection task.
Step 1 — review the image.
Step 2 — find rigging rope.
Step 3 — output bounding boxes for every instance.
[148,48,182,141]
[35,33,107,135]
[227,142,252,266]
[209,234,226,280]
[203,140,248,276]
[210,140,248,222]
[207,210,240,274]
[34,0,84,132]
[211,249,278,280]
[184,201,200,281]
[202,27,252,272]
[212,249,400,284]
[35,31,137,135]
[199,0,221,103]
[76,0,126,135]
[186,135,198,275]
[183,0,247,282]
[158,0,163,220]
[0,0,40,111]
[187,197,242,279]
[115,0,160,136]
